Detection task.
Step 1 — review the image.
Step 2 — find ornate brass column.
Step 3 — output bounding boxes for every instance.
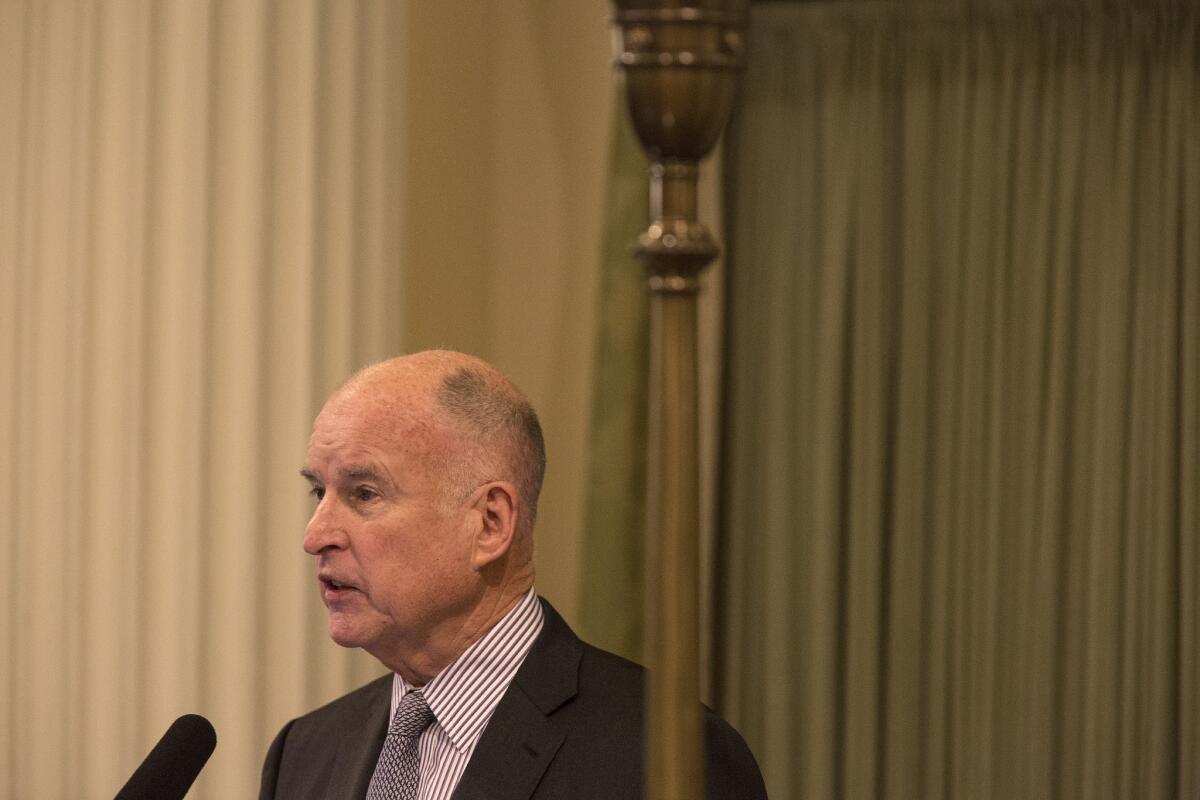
[611,3,746,798]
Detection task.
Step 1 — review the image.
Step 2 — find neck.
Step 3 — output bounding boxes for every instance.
[380,579,534,686]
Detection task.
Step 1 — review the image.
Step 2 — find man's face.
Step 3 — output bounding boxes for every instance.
[301,387,480,666]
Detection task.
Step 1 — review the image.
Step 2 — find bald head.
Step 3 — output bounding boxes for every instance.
[334,351,546,537]
[304,351,543,678]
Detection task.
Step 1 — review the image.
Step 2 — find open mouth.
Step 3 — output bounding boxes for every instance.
[320,577,358,596]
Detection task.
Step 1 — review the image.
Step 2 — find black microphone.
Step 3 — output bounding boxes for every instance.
[115,714,217,800]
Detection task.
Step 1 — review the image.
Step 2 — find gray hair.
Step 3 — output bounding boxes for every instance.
[435,366,546,533]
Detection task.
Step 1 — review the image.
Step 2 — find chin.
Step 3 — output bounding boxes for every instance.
[326,616,373,650]
[329,630,364,649]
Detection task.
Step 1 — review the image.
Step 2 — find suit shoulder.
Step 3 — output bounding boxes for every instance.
[572,640,764,797]
[573,641,645,707]
[540,640,766,798]
[702,708,768,799]
[578,640,645,679]
[259,674,392,799]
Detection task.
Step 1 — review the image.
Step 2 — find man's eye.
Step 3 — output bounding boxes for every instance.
[355,487,377,502]
[309,486,325,501]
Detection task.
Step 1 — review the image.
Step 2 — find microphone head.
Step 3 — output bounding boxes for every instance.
[115,714,217,800]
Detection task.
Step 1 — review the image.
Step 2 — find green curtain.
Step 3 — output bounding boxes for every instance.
[719,3,1198,799]
[579,97,650,663]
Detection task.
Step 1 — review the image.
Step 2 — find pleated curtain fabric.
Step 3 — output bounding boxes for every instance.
[719,3,1198,799]
[579,102,650,664]
[0,2,405,797]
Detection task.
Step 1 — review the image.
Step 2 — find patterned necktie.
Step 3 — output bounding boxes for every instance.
[366,689,435,800]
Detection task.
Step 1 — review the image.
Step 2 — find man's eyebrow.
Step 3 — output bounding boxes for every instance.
[299,465,389,486]
[338,464,388,484]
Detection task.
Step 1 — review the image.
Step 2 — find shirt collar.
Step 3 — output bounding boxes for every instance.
[391,587,544,753]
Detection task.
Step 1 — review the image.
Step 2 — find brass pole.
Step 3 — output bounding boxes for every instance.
[610,4,746,799]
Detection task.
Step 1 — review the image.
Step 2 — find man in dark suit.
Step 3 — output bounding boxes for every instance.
[260,351,765,799]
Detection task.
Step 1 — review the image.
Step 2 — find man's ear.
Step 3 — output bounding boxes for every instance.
[471,481,518,570]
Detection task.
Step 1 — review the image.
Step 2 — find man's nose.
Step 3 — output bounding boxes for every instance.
[303,499,349,555]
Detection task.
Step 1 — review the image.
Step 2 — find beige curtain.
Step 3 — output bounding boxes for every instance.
[0,1,403,797]
[719,3,1198,798]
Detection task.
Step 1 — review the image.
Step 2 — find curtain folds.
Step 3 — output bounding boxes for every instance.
[720,3,1198,798]
[0,2,403,797]
[579,103,650,663]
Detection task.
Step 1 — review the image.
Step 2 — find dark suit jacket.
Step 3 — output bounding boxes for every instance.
[260,599,766,799]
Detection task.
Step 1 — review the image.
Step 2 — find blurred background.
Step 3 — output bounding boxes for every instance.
[1,1,1196,798]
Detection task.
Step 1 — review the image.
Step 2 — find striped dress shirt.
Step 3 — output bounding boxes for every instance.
[385,587,545,800]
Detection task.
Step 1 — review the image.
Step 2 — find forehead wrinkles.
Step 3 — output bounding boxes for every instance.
[313,386,467,472]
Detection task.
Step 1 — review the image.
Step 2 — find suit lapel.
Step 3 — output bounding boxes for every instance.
[449,687,565,800]
[325,676,391,800]
[450,599,581,800]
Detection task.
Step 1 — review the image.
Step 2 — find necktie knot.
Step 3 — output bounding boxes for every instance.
[390,690,435,740]
[367,690,435,800]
